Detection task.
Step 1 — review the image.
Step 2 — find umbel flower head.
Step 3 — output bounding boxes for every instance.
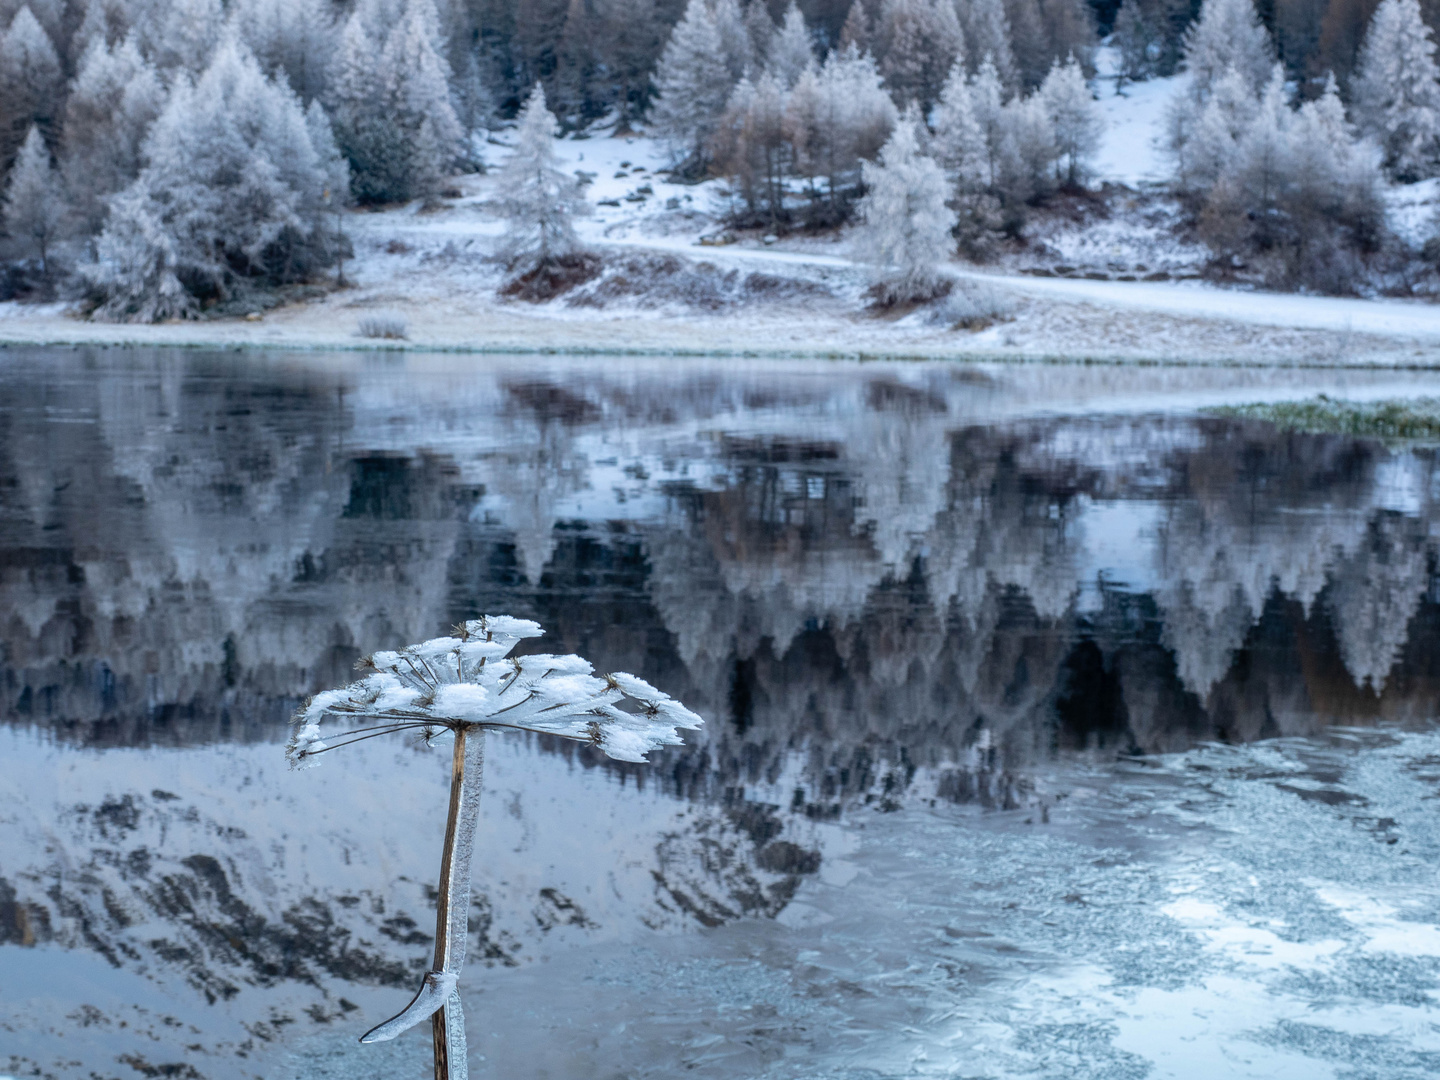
[286,614,703,767]
[288,615,703,1077]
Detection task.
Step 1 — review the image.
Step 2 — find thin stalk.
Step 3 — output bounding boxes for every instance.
[429,725,484,1080]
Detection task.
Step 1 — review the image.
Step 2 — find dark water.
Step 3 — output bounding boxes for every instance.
[3,349,1440,1079]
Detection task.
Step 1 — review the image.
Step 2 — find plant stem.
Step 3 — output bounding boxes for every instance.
[430,725,484,1080]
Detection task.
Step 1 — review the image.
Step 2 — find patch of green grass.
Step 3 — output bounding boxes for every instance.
[1209,395,1440,441]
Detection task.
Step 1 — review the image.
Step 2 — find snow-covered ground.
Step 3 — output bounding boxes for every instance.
[2,67,1438,365]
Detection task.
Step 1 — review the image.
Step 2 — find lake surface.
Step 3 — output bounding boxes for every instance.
[3,347,1440,1079]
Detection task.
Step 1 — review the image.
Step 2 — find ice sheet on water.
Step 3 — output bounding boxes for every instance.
[277,727,1440,1080]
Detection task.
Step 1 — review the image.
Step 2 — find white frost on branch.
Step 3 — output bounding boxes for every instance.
[286,614,703,768]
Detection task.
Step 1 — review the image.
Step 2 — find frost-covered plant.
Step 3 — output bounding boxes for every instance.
[1351,0,1440,182]
[358,313,407,339]
[4,126,62,277]
[494,84,589,272]
[287,615,702,1080]
[855,117,956,302]
[648,0,734,170]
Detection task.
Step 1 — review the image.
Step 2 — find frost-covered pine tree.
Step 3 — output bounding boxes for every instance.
[839,0,870,51]
[877,0,966,111]
[784,44,896,215]
[234,0,337,103]
[140,0,223,75]
[648,0,733,169]
[956,0,1017,88]
[1039,55,1102,185]
[713,69,789,221]
[72,0,131,56]
[1177,67,1251,192]
[969,54,1008,187]
[61,37,165,239]
[380,0,463,200]
[1000,89,1059,200]
[495,85,589,271]
[712,0,753,82]
[855,117,957,301]
[0,6,62,169]
[327,13,396,203]
[931,57,1003,255]
[84,39,338,320]
[745,0,776,71]
[4,126,61,275]
[769,2,814,89]
[1351,0,1440,181]
[931,59,986,184]
[1181,0,1273,97]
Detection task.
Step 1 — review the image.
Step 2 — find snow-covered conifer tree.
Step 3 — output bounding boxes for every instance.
[71,0,130,57]
[1352,0,1440,181]
[746,0,777,70]
[769,3,814,88]
[931,59,986,184]
[380,0,463,200]
[1173,65,1249,192]
[712,0,753,81]
[969,55,1008,187]
[4,126,61,275]
[855,117,957,301]
[140,0,223,74]
[84,40,336,319]
[999,89,1058,199]
[234,0,336,102]
[327,14,396,203]
[931,57,1002,255]
[0,7,62,169]
[1181,0,1273,97]
[1039,55,1102,185]
[877,0,966,110]
[955,0,1017,88]
[61,37,165,238]
[648,0,733,168]
[838,0,869,51]
[494,84,588,270]
[784,44,896,217]
[714,69,789,220]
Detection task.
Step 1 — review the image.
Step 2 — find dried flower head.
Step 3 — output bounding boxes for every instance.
[286,615,702,768]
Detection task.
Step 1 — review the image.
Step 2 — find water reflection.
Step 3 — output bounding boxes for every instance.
[4,350,1437,788]
[3,348,1440,1078]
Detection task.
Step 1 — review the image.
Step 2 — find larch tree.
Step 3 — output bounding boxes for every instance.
[140,0,223,74]
[0,6,62,171]
[784,44,896,219]
[326,13,395,203]
[84,40,338,320]
[931,58,986,184]
[61,38,166,240]
[71,0,134,60]
[494,84,589,272]
[1039,54,1102,186]
[3,125,61,276]
[838,0,870,51]
[855,116,957,301]
[380,0,463,200]
[648,0,733,169]
[1352,0,1440,181]
[769,2,814,88]
[1181,0,1274,96]
[712,0,753,81]
[745,0,776,72]
[956,0,1017,88]
[931,57,1001,255]
[876,0,966,111]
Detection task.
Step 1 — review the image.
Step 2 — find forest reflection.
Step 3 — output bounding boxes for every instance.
[3,348,1436,812]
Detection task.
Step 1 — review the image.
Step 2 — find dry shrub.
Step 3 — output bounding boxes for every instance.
[566,253,828,309]
[358,314,409,339]
[500,253,603,302]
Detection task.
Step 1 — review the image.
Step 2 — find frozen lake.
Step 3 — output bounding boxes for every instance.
[2,348,1439,1079]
